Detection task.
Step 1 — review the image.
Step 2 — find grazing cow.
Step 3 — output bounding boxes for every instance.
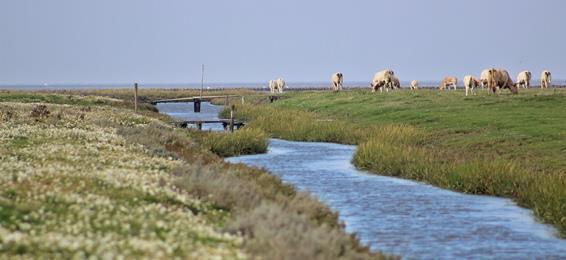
[269,78,286,93]
[392,76,401,89]
[486,68,518,94]
[464,75,480,96]
[516,71,532,89]
[541,70,552,88]
[370,69,395,93]
[410,80,419,90]
[331,72,344,91]
[439,76,458,90]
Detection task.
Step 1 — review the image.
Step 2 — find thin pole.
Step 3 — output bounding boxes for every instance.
[134,83,138,112]
[200,64,204,98]
[229,105,235,133]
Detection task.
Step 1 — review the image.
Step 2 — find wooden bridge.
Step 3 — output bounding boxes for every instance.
[178,119,246,131]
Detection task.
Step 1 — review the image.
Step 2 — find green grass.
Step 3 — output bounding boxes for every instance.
[231,88,566,237]
[186,128,268,157]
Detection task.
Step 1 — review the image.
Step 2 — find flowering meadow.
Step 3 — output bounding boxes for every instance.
[0,91,387,259]
[0,102,245,259]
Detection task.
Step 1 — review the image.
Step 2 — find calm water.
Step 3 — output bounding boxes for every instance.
[160,102,566,259]
[228,140,566,259]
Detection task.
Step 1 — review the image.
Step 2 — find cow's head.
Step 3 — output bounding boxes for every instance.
[510,84,519,94]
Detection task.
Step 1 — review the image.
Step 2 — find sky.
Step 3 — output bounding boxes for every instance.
[0,0,564,85]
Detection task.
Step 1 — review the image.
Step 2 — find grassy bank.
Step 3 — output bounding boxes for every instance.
[0,92,387,259]
[229,88,566,237]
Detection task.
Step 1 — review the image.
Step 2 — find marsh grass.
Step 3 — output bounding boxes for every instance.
[122,121,386,259]
[226,202,388,260]
[0,97,387,258]
[186,128,268,157]
[0,103,244,258]
[234,88,566,237]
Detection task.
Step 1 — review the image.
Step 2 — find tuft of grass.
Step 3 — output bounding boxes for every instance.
[226,203,389,260]
[187,128,268,157]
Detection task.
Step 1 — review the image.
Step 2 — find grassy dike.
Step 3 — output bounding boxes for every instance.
[0,91,388,259]
[226,88,566,237]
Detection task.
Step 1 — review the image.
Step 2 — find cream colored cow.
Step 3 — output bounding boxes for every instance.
[480,69,492,89]
[370,69,395,93]
[410,80,419,90]
[540,70,552,88]
[269,78,286,93]
[331,72,344,91]
[516,71,532,89]
[464,75,480,96]
[269,80,276,93]
[439,76,458,90]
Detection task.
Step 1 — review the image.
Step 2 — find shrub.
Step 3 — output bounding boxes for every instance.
[200,128,268,157]
[227,203,387,260]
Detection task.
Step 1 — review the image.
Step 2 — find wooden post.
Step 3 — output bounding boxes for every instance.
[194,98,201,113]
[229,105,235,133]
[134,83,138,112]
[224,95,229,106]
[200,64,204,98]
[241,96,245,105]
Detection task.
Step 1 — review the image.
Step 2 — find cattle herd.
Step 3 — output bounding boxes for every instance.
[268,69,553,95]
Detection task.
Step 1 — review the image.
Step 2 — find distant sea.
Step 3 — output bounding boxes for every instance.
[1,80,565,90]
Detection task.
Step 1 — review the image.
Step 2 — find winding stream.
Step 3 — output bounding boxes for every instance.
[159,102,566,259]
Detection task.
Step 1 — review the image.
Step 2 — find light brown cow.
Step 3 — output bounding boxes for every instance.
[331,72,344,91]
[516,71,532,89]
[464,75,480,96]
[439,76,458,90]
[486,68,518,94]
[370,69,395,93]
[410,80,419,90]
[540,70,552,88]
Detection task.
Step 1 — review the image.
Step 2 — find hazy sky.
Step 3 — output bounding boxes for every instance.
[1,0,564,85]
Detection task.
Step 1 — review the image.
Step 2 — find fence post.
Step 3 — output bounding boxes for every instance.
[194,98,201,113]
[241,96,245,105]
[134,83,138,112]
[229,105,235,133]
